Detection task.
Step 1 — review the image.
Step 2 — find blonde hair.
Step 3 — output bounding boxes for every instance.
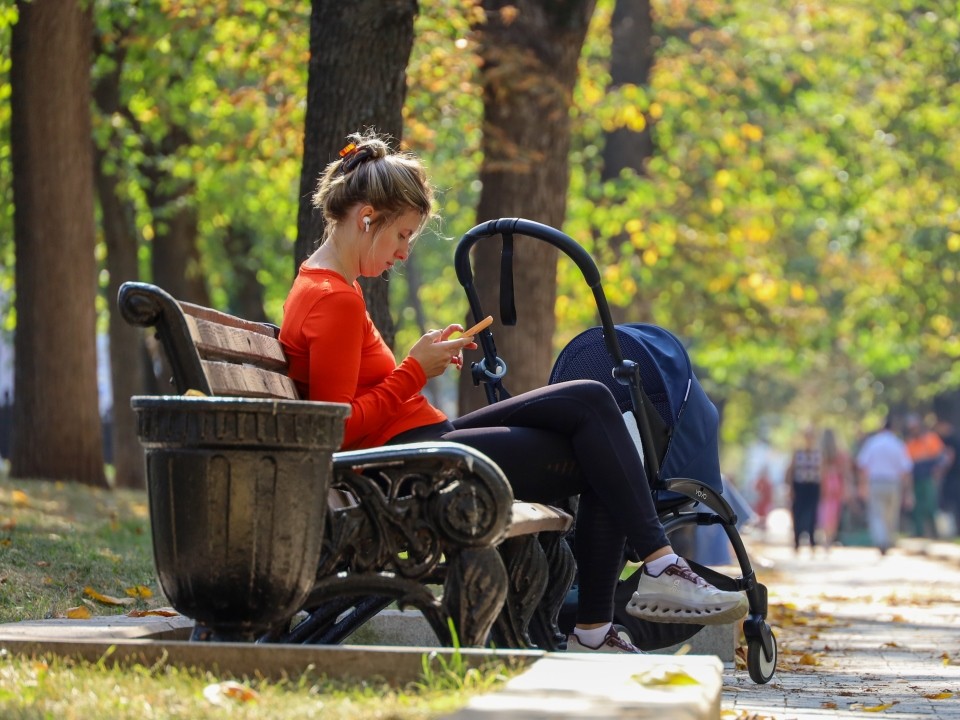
[313,129,434,242]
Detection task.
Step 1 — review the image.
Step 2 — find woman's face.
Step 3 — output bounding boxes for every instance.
[360,209,422,277]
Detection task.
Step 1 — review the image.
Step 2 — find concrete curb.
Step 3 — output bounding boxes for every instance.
[0,615,723,719]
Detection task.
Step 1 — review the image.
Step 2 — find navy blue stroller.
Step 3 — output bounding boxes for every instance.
[455,218,777,684]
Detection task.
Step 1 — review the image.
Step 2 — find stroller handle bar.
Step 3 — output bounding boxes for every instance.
[454,217,663,483]
[454,218,623,365]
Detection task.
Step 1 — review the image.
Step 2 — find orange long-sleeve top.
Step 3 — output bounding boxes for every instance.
[278,265,447,450]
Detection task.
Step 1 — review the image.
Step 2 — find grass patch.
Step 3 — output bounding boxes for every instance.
[0,651,512,719]
[0,477,162,623]
[0,473,518,717]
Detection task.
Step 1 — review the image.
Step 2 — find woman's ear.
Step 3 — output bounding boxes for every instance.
[357,204,376,233]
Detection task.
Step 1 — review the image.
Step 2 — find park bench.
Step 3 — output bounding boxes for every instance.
[118,280,575,650]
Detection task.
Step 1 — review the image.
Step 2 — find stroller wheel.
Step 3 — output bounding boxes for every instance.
[746,630,777,684]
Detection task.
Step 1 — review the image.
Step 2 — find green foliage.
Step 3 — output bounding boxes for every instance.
[1,0,956,456]
[0,3,17,336]
[91,0,309,319]
[397,0,484,344]
[566,0,960,445]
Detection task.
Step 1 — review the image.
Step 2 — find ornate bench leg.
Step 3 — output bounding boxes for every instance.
[529,532,576,651]
[443,546,509,647]
[490,535,550,648]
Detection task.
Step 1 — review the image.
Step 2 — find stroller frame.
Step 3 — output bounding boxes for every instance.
[454,217,777,684]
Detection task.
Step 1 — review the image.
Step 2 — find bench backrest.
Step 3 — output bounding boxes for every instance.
[178,301,300,400]
[117,282,299,400]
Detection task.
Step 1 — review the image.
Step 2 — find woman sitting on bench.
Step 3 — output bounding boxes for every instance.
[279,130,748,654]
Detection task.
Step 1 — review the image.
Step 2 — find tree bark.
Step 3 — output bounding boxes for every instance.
[92,35,147,490]
[603,0,655,325]
[296,0,418,349]
[146,174,209,307]
[10,0,107,486]
[458,0,597,414]
[94,149,147,490]
[224,225,269,323]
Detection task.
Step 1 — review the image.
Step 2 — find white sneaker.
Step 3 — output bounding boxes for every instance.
[626,558,748,625]
[566,625,644,653]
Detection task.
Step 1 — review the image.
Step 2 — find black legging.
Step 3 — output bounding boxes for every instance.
[388,380,669,625]
[791,482,820,549]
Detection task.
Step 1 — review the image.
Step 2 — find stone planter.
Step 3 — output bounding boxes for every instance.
[131,396,348,641]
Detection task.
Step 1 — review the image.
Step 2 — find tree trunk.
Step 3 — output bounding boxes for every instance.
[224,225,269,323]
[603,0,656,325]
[94,148,147,490]
[296,0,418,349]
[458,0,597,414]
[147,178,209,307]
[10,0,107,487]
[93,37,147,490]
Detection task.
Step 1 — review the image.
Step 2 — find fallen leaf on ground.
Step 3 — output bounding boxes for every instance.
[633,667,700,687]
[66,606,92,619]
[11,490,29,506]
[924,692,953,700]
[203,681,259,705]
[822,701,838,709]
[127,609,180,618]
[84,586,135,606]
[124,585,153,599]
[851,701,899,712]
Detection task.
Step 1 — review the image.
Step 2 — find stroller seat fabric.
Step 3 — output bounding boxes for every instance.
[549,323,723,497]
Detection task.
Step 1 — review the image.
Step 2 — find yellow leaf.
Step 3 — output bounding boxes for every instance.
[863,702,898,712]
[633,668,700,687]
[84,586,135,606]
[11,490,29,507]
[66,606,92,619]
[184,389,208,397]
[124,585,153,599]
[799,653,819,666]
[924,692,952,700]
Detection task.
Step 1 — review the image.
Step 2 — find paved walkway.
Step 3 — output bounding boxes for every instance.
[723,524,960,719]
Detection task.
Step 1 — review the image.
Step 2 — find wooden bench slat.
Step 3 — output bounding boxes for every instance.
[201,359,300,399]
[180,301,279,337]
[184,315,288,372]
[505,502,573,538]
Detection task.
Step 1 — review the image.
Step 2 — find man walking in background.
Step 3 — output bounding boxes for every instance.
[856,416,914,555]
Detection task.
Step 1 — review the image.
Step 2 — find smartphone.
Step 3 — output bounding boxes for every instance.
[460,315,493,337]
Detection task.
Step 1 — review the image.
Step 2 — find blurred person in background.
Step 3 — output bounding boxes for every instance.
[933,417,959,538]
[904,413,951,539]
[785,425,822,553]
[856,416,913,555]
[818,428,851,549]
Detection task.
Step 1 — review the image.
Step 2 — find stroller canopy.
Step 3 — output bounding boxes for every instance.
[549,323,723,494]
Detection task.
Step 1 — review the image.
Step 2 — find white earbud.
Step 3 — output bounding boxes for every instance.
[363,217,371,232]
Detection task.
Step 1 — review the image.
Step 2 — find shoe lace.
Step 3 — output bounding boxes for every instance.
[602,628,641,652]
[665,561,711,588]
